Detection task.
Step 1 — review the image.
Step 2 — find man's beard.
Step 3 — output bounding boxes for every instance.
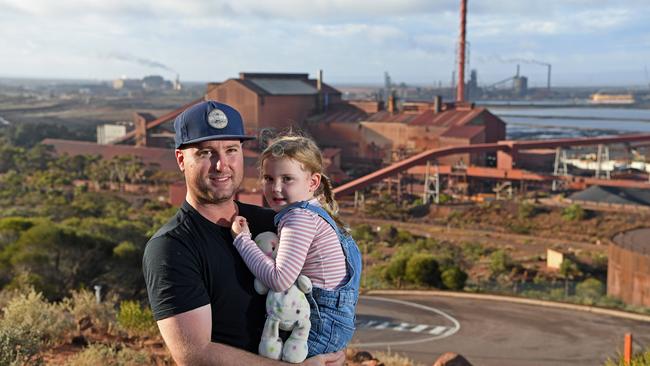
[191,175,239,205]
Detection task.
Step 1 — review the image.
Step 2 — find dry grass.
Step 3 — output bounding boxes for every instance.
[373,350,425,366]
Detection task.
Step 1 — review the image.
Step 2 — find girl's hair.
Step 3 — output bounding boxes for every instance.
[260,134,347,231]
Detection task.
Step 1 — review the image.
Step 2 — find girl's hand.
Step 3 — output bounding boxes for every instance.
[231,215,250,238]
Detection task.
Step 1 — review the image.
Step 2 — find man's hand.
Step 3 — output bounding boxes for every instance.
[231,215,251,238]
[302,350,346,366]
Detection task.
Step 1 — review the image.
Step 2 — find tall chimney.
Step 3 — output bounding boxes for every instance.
[388,92,396,113]
[316,69,325,113]
[456,0,467,103]
[433,95,442,113]
[317,69,323,91]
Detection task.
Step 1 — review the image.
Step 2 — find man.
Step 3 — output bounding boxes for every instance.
[143,101,345,365]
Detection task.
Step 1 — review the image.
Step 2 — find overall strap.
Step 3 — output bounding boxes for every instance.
[274,201,342,236]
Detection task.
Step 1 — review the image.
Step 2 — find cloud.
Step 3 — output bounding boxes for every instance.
[309,24,406,43]
[517,21,561,35]
[574,8,632,31]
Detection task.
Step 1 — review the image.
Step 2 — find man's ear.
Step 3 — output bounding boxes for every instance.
[309,173,321,193]
[175,149,185,172]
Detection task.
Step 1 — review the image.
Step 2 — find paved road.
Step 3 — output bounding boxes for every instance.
[352,294,650,366]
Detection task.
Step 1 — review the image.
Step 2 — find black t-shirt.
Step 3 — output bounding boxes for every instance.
[142,200,276,352]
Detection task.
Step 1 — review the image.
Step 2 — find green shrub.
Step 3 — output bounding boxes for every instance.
[383,255,409,286]
[589,252,608,271]
[63,289,117,333]
[0,288,73,346]
[0,324,42,366]
[441,266,468,290]
[364,194,407,220]
[595,296,625,309]
[604,348,650,366]
[377,224,398,243]
[363,264,390,290]
[446,210,463,224]
[548,288,566,300]
[507,221,531,235]
[117,301,157,338]
[351,224,375,242]
[113,241,138,258]
[562,204,586,221]
[576,278,604,301]
[438,193,452,204]
[405,253,440,287]
[559,259,581,280]
[489,249,512,277]
[0,217,36,248]
[517,202,537,219]
[461,242,487,264]
[65,343,150,366]
[0,217,36,232]
[395,229,414,245]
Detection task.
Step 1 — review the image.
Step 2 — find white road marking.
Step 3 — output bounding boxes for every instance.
[350,296,461,348]
[393,322,410,331]
[357,321,447,334]
[428,325,447,335]
[410,324,428,333]
[374,321,391,330]
[364,320,378,327]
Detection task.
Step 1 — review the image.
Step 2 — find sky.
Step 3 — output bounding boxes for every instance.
[0,0,649,87]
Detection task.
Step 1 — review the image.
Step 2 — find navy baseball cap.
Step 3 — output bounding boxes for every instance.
[173,100,256,149]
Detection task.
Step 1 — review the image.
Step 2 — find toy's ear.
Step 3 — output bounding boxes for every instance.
[253,231,279,258]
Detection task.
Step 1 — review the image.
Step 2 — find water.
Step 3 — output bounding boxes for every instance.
[478,100,590,107]
[487,106,650,140]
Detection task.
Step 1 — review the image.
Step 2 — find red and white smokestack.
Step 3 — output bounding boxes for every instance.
[456,0,467,103]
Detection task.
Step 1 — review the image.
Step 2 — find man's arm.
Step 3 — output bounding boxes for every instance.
[157,304,345,366]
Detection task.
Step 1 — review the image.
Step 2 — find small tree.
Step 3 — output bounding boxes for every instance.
[576,278,604,302]
[489,249,512,278]
[562,204,586,221]
[383,255,409,288]
[441,266,468,290]
[405,253,440,287]
[559,259,581,297]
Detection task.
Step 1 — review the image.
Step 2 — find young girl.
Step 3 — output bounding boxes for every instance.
[231,134,361,358]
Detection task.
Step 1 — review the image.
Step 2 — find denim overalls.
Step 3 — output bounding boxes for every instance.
[274,201,362,356]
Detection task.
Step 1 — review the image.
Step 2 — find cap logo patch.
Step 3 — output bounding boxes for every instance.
[207,108,228,129]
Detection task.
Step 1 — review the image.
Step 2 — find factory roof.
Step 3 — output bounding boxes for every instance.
[310,102,368,123]
[568,185,650,206]
[247,78,318,95]
[612,228,650,255]
[363,106,486,128]
[440,125,485,139]
[232,72,341,96]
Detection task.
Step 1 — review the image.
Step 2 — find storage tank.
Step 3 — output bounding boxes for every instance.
[513,76,528,96]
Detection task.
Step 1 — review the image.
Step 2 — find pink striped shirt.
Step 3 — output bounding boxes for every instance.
[233,202,347,292]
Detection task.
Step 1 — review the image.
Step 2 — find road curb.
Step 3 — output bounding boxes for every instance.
[365,290,650,323]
